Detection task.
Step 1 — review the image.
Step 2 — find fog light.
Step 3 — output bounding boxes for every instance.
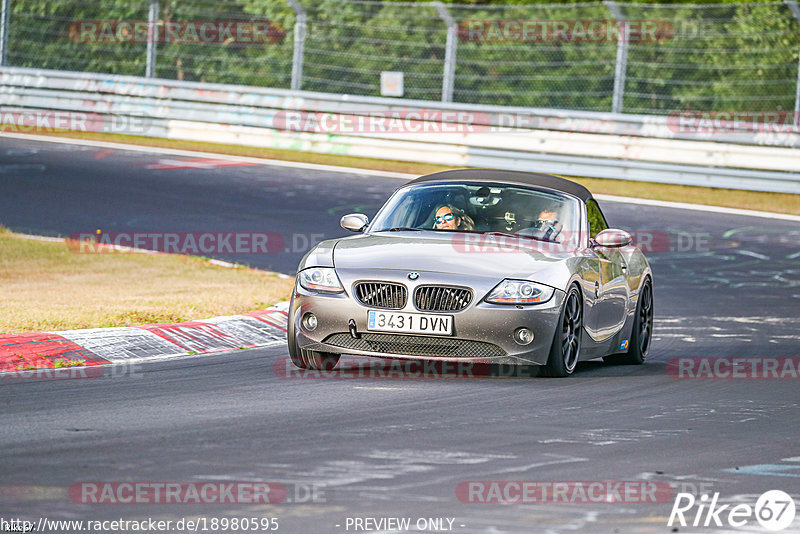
[302,313,318,331]
[514,327,534,345]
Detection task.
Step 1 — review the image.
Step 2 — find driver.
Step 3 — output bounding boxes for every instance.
[433,204,475,231]
[534,210,562,241]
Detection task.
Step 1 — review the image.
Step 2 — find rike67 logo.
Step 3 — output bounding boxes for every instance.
[669,490,796,531]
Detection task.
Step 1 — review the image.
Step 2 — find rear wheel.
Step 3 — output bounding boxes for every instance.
[605,278,653,365]
[542,285,583,378]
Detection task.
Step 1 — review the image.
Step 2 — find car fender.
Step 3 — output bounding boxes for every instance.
[622,246,653,296]
[614,247,653,352]
[297,238,339,271]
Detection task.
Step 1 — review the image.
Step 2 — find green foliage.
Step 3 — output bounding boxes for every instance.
[10,0,149,75]
[8,0,799,113]
[620,2,799,112]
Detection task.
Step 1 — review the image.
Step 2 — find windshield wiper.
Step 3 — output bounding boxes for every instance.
[481,231,549,243]
[386,227,424,232]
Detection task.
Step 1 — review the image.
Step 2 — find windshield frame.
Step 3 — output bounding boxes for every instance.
[366,181,585,247]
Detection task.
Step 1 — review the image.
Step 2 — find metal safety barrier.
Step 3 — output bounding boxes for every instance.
[1,66,799,194]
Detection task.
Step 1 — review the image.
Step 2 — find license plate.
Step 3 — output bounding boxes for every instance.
[367,310,453,336]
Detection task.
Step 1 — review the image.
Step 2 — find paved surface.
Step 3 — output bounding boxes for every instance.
[0,139,399,274]
[1,137,799,533]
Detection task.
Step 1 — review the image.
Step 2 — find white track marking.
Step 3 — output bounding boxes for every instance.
[2,132,799,221]
[0,132,415,179]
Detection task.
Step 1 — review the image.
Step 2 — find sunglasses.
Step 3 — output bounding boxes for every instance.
[434,213,455,224]
[534,219,558,228]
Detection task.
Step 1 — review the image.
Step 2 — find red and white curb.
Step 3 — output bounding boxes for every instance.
[0,303,289,374]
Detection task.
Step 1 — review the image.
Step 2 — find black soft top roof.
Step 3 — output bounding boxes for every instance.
[407,169,593,203]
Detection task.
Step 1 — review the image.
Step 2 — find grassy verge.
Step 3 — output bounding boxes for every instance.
[0,227,294,334]
[20,130,800,216]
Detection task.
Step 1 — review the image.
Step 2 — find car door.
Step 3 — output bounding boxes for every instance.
[586,200,629,340]
[593,247,630,339]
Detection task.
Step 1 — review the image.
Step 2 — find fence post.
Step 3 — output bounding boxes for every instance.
[432,1,457,103]
[785,1,800,126]
[146,0,158,78]
[795,53,800,127]
[605,0,628,114]
[286,0,306,92]
[0,0,10,67]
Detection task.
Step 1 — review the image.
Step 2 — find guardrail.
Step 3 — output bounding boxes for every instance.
[1,66,799,194]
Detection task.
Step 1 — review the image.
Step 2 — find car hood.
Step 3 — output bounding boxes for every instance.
[332,232,581,285]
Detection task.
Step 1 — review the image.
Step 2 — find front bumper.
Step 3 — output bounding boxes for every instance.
[290,275,565,366]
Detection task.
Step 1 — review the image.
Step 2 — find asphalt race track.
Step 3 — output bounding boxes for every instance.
[1,137,799,533]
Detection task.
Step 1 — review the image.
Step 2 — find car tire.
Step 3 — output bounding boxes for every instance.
[290,347,341,371]
[604,277,653,365]
[288,342,305,369]
[542,284,583,378]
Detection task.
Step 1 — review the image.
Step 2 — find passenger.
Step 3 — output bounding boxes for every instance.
[433,204,475,231]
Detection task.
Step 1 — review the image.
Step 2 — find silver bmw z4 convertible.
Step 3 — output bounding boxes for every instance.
[287,169,654,377]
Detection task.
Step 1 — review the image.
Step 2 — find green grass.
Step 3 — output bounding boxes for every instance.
[0,229,294,334]
[53,359,84,368]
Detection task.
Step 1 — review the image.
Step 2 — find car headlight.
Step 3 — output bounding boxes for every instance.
[298,267,343,293]
[485,279,555,304]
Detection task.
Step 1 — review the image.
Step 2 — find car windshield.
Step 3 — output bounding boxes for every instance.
[369,182,581,245]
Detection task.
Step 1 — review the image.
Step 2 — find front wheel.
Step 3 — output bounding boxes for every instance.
[289,347,340,371]
[542,285,583,378]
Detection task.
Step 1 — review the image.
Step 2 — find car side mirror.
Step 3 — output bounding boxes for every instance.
[593,228,632,248]
[340,213,369,233]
